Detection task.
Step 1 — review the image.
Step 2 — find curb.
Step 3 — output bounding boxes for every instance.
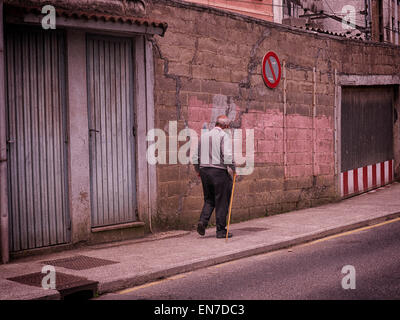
[96,211,400,296]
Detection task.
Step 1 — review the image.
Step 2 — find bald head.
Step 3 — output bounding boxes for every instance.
[215,115,230,129]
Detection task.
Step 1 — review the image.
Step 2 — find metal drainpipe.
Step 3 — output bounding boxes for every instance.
[312,67,316,180]
[0,0,10,264]
[283,60,287,180]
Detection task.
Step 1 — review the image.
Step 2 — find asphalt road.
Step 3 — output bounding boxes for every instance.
[97,219,400,300]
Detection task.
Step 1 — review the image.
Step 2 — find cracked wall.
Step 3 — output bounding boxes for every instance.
[147,0,400,230]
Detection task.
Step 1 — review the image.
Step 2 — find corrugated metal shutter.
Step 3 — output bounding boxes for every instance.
[341,86,394,172]
[86,35,137,228]
[5,27,70,251]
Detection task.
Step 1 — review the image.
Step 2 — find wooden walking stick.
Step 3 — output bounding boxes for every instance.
[226,172,237,242]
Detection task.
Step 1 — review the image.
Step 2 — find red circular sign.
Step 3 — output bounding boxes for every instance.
[262,51,281,89]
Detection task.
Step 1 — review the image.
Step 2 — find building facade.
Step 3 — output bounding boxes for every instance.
[0,0,399,263]
[285,0,400,44]
[370,0,400,44]
[181,1,400,44]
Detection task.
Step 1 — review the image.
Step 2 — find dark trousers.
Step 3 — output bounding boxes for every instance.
[199,167,233,233]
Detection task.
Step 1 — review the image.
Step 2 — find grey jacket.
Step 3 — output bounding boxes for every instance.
[193,126,236,172]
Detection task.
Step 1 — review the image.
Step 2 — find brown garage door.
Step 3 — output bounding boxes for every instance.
[341,86,394,197]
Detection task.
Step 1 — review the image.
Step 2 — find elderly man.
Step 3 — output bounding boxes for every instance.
[193,115,236,239]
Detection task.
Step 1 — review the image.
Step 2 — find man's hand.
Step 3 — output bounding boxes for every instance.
[233,171,245,182]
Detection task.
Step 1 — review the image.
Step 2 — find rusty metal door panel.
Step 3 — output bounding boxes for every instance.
[5,27,70,251]
[86,35,137,227]
[341,86,394,172]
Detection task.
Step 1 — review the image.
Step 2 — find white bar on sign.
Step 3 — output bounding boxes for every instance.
[367,165,373,190]
[348,170,354,195]
[357,167,363,192]
[376,163,381,187]
[384,160,389,185]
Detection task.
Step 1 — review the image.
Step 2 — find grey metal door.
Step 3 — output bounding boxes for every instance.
[341,86,394,172]
[5,27,70,251]
[86,35,137,228]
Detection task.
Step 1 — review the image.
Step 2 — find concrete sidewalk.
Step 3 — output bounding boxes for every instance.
[1,182,400,300]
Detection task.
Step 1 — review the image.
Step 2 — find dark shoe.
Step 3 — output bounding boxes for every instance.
[216,231,233,239]
[197,222,206,236]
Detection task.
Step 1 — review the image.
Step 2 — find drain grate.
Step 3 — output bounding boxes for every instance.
[41,255,118,270]
[7,271,98,298]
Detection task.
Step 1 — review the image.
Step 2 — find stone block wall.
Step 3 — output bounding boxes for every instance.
[5,0,399,232]
[147,0,400,230]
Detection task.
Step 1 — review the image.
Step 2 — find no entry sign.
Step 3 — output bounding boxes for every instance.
[262,51,281,89]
